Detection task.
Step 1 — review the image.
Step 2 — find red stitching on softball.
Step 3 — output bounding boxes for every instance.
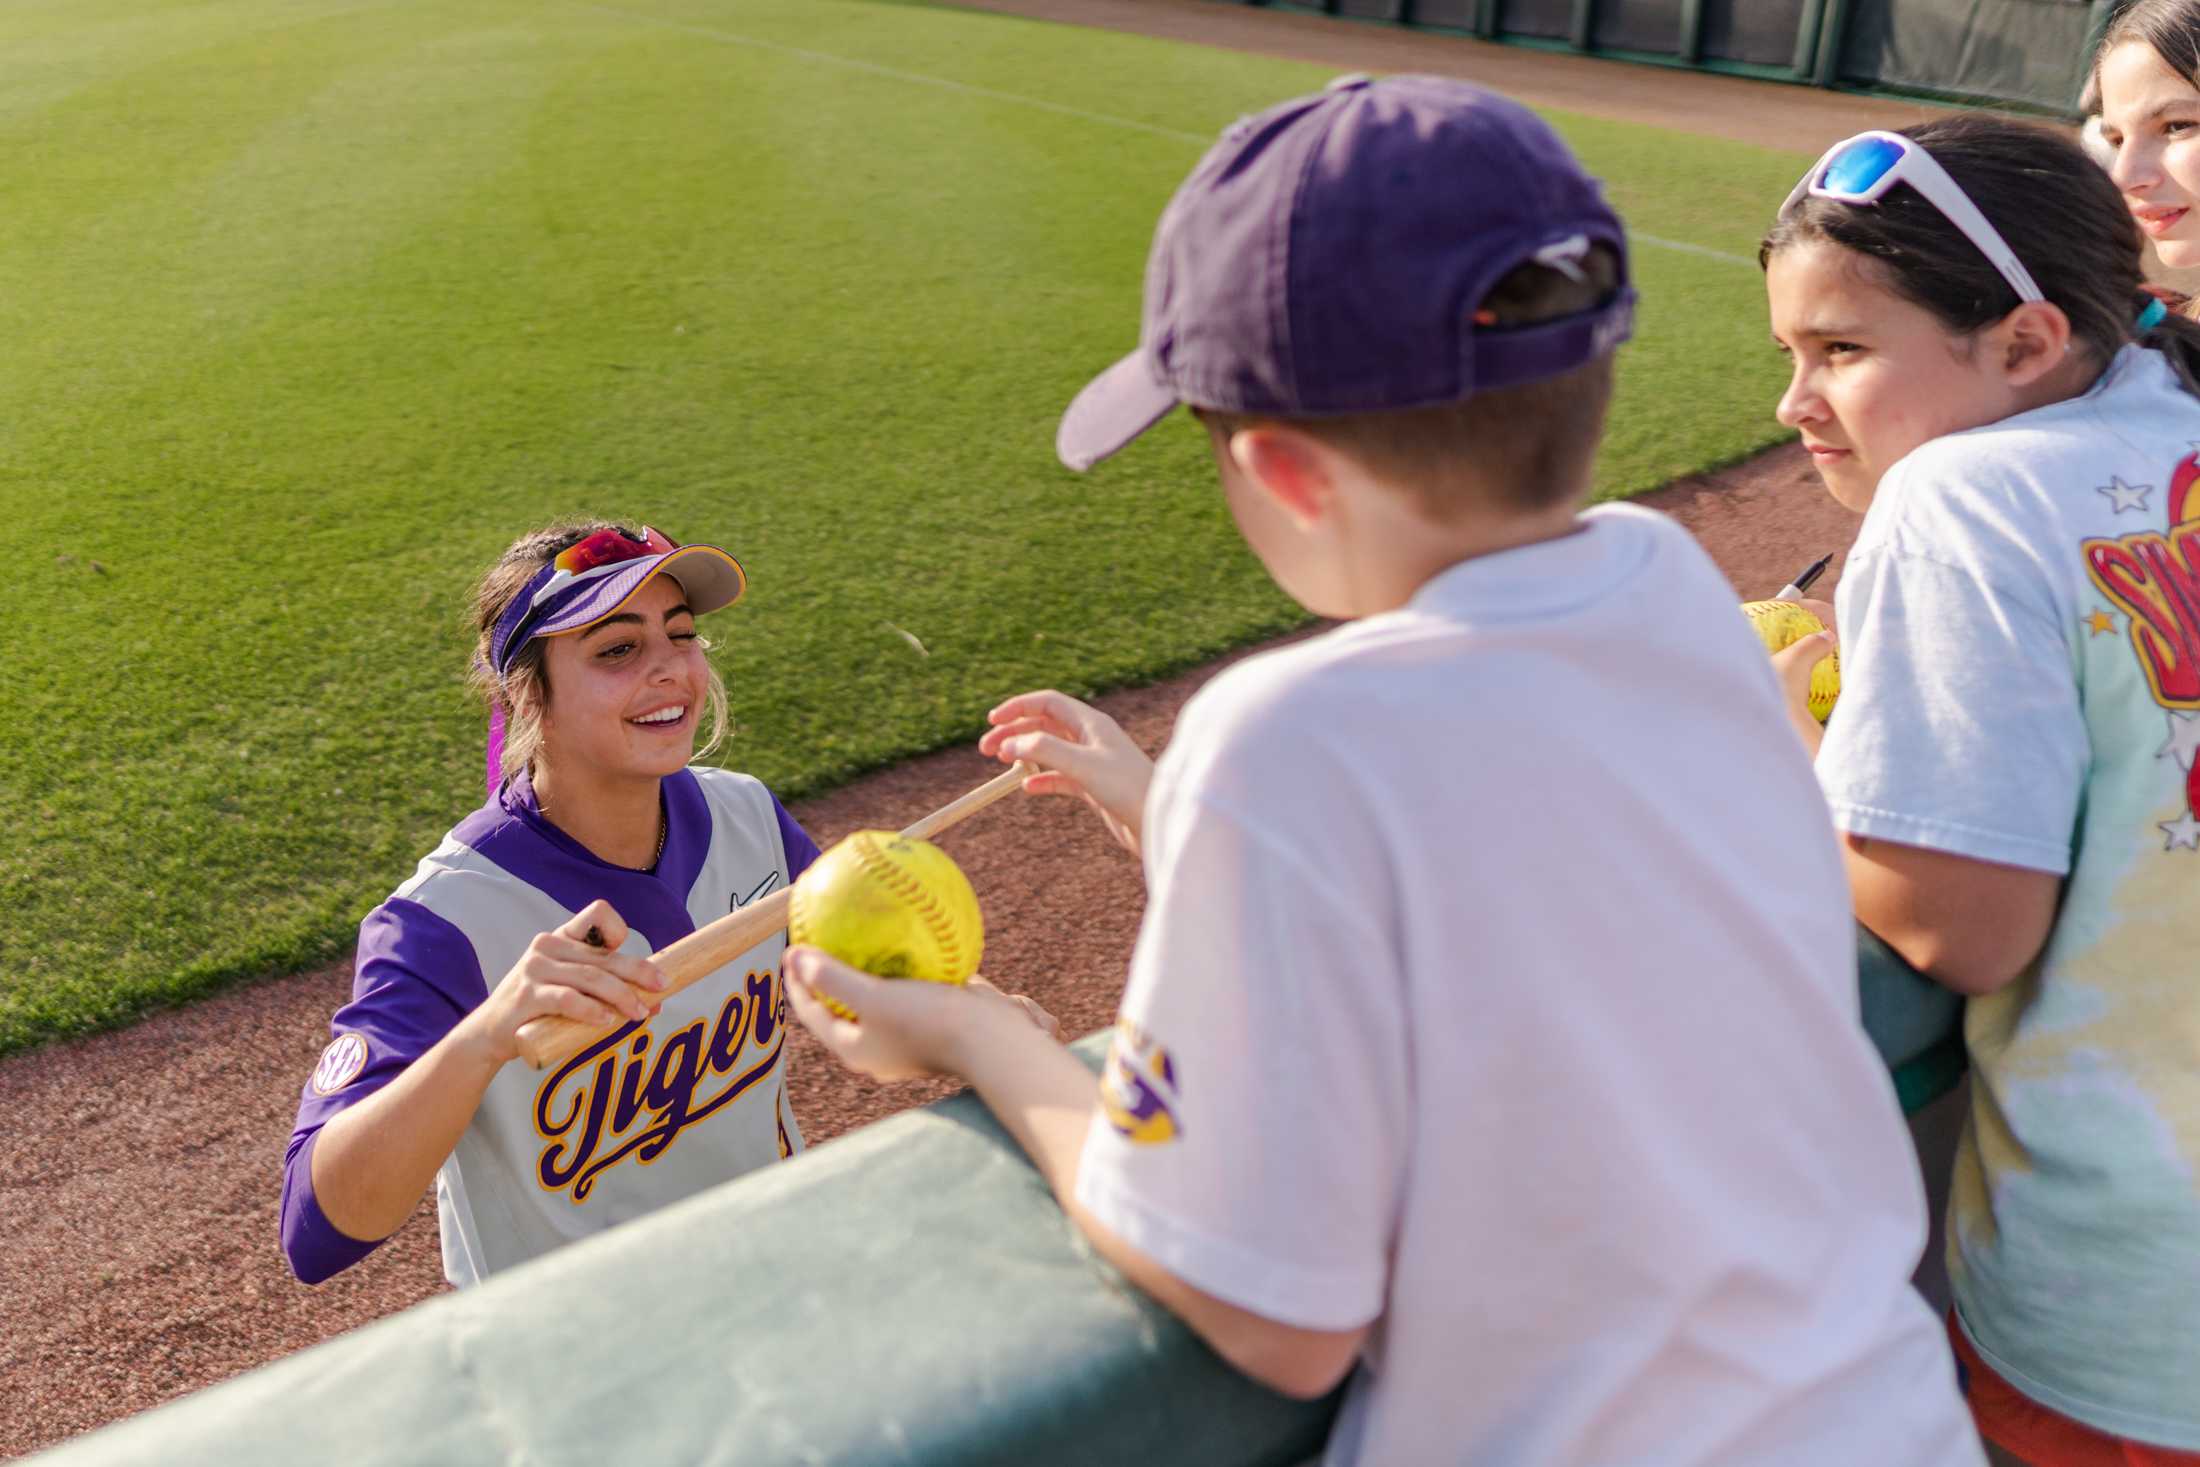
[849,835,964,976]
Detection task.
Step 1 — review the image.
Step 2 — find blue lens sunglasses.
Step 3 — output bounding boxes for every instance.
[1781,131,2044,306]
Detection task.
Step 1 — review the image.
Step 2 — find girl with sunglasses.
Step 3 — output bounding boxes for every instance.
[279,522,822,1287]
[1764,117,2200,1465]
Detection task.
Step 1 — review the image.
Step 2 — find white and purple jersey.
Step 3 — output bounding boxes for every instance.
[280,765,820,1288]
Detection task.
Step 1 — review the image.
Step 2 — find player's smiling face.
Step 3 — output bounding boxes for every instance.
[537,576,708,780]
[1766,239,2020,513]
[2095,41,2200,270]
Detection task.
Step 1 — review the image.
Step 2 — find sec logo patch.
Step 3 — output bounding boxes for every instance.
[1099,1020,1181,1146]
[311,1033,369,1095]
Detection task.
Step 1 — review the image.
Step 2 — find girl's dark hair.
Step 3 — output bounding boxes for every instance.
[2083,0,2200,116]
[1759,114,2200,396]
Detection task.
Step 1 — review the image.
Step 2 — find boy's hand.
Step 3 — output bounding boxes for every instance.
[979,690,1153,857]
[1769,620,1837,759]
[784,946,1059,1083]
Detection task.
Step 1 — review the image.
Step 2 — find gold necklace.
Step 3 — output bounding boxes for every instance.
[536,782,665,871]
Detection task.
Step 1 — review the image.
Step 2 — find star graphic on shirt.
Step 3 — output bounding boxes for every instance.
[2098,477,2153,514]
[2084,608,2118,637]
[2161,809,2200,852]
[2160,710,2200,771]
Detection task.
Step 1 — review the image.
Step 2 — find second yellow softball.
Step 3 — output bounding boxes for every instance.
[1740,600,1841,723]
[787,831,984,986]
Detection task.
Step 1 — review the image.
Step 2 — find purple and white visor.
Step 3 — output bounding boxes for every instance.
[488,526,746,677]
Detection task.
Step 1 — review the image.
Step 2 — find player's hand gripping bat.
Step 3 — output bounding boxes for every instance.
[512,763,1032,1071]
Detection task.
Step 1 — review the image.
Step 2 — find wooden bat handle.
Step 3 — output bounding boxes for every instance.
[899,760,1029,841]
[513,762,1032,1070]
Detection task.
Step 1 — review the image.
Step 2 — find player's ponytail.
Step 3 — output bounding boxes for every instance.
[468,523,732,792]
[1761,115,2200,402]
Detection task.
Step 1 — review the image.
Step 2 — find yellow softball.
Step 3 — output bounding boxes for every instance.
[787,831,984,989]
[1740,599,1840,723]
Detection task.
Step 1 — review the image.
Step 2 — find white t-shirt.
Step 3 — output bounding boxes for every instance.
[1077,505,1981,1467]
[1817,345,2200,1447]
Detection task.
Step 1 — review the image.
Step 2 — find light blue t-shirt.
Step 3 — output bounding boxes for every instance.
[1817,345,2200,1448]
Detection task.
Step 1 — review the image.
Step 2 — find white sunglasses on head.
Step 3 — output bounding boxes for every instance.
[1781,130,2044,305]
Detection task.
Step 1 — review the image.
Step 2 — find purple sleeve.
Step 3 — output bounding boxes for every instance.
[773,795,821,884]
[279,898,486,1285]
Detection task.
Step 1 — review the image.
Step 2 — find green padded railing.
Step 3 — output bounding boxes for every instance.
[1859,924,1967,1114]
[31,1035,1338,1467]
[29,934,1960,1466]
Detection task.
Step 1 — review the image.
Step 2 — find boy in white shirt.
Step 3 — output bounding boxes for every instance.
[787,76,1982,1466]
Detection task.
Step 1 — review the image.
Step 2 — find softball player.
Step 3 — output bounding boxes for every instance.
[280,522,818,1287]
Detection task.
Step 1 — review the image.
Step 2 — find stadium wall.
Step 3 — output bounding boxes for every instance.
[1245,0,2123,115]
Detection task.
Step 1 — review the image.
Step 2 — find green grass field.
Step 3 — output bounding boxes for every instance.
[0,0,1812,1055]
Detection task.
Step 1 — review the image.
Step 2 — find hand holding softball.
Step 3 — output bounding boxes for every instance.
[979,690,1152,857]
[1789,596,1836,630]
[459,900,665,1066]
[1741,598,1840,757]
[786,948,1058,1082]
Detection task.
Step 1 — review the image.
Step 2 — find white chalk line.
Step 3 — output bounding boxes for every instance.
[580,2,1758,269]
[579,2,1214,145]
[1635,232,1755,268]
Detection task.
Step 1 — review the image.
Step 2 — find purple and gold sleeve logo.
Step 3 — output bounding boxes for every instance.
[310,1034,369,1095]
[1099,1020,1182,1146]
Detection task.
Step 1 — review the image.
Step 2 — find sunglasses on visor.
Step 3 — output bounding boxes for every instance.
[490,525,679,675]
[552,525,677,577]
[1780,131,2043,307]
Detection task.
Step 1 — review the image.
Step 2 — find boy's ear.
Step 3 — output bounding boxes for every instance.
[1992,300,2073,386]
[1227,426,1336,529]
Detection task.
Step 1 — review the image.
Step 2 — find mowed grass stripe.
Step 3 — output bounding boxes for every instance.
[589,0,1777,266]
[3,0,1803,1054]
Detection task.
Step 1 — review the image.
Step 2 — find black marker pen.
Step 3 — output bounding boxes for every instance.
[1775,554,1832,602]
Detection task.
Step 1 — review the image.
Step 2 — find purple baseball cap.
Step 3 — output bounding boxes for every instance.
[1058,75,1635,471]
